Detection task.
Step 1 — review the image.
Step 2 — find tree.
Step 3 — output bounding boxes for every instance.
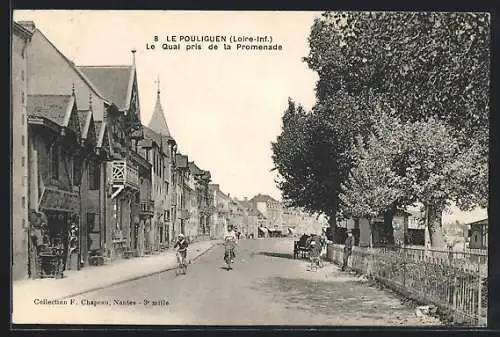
[341,112,487,248]
[305,12,489,145]
[272,98,340,220]
[302,12,489,245]
[274,12,489,245]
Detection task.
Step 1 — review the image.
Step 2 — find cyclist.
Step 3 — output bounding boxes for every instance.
[308,238,322,269]
[224,224,237,263]
[174,233,188,269]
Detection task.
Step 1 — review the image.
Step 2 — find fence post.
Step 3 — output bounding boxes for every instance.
[477,261,482,325]
[402,248,406,287]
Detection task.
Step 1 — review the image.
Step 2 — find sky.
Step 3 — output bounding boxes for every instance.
[13,10,487,223]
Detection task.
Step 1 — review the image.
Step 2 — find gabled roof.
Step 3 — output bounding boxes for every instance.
[77,110,94,139]
[188,161,204,176]
[27,95,75,127]
[142,126,163,149]
[147,88,173,139]
[95,121,112,155]
[250,194,279,203]
[175,154,188,168]
[467,218,488,226]
[18,22,109,104]
[77,65,134,111]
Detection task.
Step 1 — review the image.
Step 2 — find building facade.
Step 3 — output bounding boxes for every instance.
[12,22,33,280]
[26,92,82,278]
[209,184,231,238]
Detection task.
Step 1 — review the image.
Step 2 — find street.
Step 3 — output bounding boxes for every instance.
[21,238,442,325]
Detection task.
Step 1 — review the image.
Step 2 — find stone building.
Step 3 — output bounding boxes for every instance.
[139,81,177,249]
[11,22,33,280]
[209,184,231,238]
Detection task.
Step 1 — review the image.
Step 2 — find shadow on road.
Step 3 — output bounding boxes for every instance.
[253,276,416,322]
[256,252,295,260]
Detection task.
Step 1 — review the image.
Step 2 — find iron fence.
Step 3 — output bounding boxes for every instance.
[327,244,487,326]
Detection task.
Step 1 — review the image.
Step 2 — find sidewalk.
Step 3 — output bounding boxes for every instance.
[12,240,220,303]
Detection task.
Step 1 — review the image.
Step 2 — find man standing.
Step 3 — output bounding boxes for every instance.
[341,230,355,271]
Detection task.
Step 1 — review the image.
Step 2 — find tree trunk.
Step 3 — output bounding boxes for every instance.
[328,212,339,243]
[382,208,395,245]
[426,202,447,249]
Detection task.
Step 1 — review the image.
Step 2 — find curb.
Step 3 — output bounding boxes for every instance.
[58,241,219,300]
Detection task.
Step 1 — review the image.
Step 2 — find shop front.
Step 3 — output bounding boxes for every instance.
[28,186,80,278]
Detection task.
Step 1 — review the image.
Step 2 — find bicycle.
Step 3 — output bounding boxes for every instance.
[308,245,323,272]
[224,239,235,270]
[175,250,187,275]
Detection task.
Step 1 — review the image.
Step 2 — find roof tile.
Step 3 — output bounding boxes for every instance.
[78,66,132,110]
[27,95,73,126]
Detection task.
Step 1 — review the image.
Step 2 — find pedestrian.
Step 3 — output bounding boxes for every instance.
[320,228,328,258]
[341,230,355,271]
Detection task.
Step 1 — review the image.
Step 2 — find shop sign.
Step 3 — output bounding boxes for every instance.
[39,186,79,212]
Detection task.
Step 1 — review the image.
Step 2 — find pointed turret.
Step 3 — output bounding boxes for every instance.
[147,77,173,139]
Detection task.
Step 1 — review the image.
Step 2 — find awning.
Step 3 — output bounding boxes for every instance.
[258,227,268,233]
[288,227,295,234]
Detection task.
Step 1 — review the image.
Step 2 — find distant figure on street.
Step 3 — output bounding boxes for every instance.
[174,233,189,266]
[341,230,355,271]
[224,224,238,262]
[320,228,329,258]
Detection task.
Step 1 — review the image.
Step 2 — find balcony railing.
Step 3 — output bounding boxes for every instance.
[139,199,155,215]
[111,160,139,189]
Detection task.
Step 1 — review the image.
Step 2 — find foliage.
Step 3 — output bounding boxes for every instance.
[274,11,489,230]
[305,11,489,146]
[272,98,340,217]
[340,112,487,246]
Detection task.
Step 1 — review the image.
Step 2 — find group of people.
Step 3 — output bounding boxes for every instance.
[173,224,239,269]
[172,224,356,272]
[298,228,355,271]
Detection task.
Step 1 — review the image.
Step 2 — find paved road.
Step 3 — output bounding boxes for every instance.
[20,238,442,325]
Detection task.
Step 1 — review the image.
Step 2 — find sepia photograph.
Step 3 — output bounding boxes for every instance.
[11,10,489,327]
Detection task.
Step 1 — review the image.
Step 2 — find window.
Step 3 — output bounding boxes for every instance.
[21,70,24,81]
[21,91,24,104]
[88,159,100,190]
[21,135,25,146]
[21,156,25,167]
[50,146,59,180]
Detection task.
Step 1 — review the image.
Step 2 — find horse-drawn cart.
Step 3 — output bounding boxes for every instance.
[293,234,310,259]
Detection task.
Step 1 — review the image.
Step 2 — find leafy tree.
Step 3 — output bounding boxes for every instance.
[274,12,489,246]
[341,112,487,247]
[304,11,488,242]
[305,11,489,145]
[272,98,340,220]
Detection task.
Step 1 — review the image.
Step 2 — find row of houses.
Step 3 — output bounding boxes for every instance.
[11,21,327,281]
[11,21,225,281]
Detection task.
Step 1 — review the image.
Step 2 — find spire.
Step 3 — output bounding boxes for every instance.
[147,81,172,139]
[155,75,160,97]
[131,48,136,66]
